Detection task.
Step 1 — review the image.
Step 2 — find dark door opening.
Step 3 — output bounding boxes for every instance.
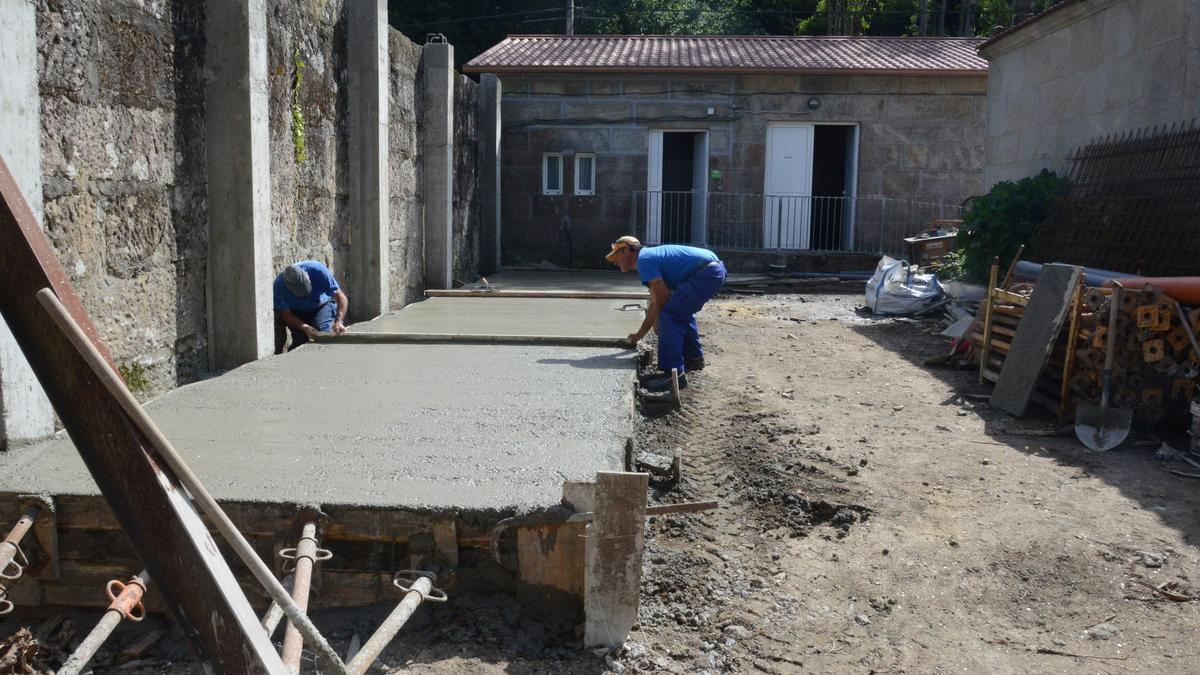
[811,125,852,250]
[660,132,695,244]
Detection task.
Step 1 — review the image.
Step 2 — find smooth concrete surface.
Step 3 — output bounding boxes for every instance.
[422,41,454,290]
[359,297,645,337]
[205,0,274,370]
[474,271,646,294]
[0,0,55,445]
[348,0,389,320]
[0,344,633,513]
[480,74,502,274]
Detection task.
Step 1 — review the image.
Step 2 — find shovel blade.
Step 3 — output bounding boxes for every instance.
[1074,404,1133,451]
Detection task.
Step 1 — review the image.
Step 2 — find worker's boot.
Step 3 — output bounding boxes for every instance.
[644,372,687,393]
[684,355,705,371]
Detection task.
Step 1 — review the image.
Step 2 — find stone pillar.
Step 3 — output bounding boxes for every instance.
[204,0,273,370]
[422,41,454,290]
[479,74,502,274]
[348,0,389,319]
[0,0,55,447]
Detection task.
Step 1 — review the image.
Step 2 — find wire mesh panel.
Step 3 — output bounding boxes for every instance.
[1032,121,1200,276]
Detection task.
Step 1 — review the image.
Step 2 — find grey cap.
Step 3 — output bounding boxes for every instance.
[283,264,312,298]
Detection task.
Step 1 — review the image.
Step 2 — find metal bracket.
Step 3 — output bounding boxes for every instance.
[18,494,57,581]
[392,570,447,603]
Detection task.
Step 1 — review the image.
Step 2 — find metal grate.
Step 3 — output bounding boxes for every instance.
[1032,121,1200,277]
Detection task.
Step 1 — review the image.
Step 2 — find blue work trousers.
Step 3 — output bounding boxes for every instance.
[287,301,338,350]
[658,261,726,373]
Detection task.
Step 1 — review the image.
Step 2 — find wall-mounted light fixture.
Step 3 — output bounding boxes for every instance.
[807,97,821,111]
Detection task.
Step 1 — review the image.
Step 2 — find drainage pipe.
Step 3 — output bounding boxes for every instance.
[58,571,149,675]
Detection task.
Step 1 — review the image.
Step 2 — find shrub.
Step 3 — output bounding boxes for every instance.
[956,169,1067,284]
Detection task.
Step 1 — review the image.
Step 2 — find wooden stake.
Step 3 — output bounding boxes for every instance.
[584,471,648,649]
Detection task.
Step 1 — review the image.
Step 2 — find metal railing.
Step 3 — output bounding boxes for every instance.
[630,191,963,258]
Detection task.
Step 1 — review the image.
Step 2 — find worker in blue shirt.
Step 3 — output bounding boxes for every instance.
[606,236,726,392]
[273,260,349,353]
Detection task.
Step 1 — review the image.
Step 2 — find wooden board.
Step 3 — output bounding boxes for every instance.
[990,264,1083,416]
[584,471,648,649]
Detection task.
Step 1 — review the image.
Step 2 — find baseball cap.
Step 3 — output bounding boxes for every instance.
[283,264,313,298]
[605,235,641,262]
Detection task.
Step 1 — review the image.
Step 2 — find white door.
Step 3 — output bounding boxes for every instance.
[764,124,814,249]
[646,130,664,244]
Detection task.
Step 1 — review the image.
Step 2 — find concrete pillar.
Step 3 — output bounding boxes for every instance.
[0,0,55,447]
[422,41,454,290]
[347,0,389,319]
[479,74,502,274]
[204,0,273,370]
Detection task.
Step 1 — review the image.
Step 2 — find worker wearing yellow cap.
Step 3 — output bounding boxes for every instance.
[606,236,726,392]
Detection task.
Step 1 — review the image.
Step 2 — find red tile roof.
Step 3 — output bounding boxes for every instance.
[464,35,988,76]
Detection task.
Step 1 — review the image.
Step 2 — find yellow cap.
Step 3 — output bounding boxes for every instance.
[605,235,641,262]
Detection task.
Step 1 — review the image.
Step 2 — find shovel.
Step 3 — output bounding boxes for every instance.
[1075,283,1132,450]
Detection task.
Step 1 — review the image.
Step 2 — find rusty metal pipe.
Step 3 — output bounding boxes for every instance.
[281,523,319,673]
[346,573,442,675]
[37,289,345,674]
[58,571,149,675]
[0,503,40,581]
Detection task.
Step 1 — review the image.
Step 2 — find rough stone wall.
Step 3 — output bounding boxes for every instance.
[452,73,481,282]
[498,72,985,266]
[37,0,209,397]
[387,30,424,308]
[980,0,1200,187]
[266,0,349,283]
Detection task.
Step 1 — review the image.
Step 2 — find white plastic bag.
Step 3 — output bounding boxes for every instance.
[865,256,944,315]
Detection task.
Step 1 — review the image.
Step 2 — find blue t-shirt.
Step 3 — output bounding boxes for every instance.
[637,245,719,290]
[273,260,340,312]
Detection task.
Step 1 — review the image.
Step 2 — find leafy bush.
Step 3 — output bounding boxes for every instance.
[955,169,1067,284]
[933,249,967,282]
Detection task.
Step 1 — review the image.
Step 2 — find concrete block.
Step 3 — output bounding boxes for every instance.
[562,101,634,123]
[900,144,929,170]
[348,0,389,320]
[938,77,989,95]
[204,0,274,370]
[707,128,731,156]
[669,76,735,99]
[885,95,976,122]
[621,79,671,99]
[531,76,586,97]
[584,471,648,649]
[529,128,609,153]
[859,143,900,170]
[609,128,648,154]
[587,76,623,97]
[422,41,454,290]
[0,0,54,446]
[502,100,562,125]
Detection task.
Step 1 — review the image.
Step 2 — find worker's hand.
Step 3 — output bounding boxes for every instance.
[332,320,347,335]
[627,332,642,346]
[301,324,318,341]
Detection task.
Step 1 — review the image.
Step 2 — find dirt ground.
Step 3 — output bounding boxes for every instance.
[6,290,1200,673]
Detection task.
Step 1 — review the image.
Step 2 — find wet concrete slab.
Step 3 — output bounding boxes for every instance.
[471,270,645,294]
[358,297,646,338]
[0,343,634,514]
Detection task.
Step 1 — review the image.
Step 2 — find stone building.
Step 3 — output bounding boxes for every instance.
[978,0,1200,186]
[465,35,988,269]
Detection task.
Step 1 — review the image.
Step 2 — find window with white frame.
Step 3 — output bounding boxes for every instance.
[575,153,596,195]
[542,153,563,195]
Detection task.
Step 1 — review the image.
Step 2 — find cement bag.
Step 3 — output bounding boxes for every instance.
[865,256,944,315]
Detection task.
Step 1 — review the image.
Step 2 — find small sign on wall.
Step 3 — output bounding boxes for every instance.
[709,169,722,180]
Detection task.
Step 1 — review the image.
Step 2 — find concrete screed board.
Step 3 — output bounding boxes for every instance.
[0,343,634,514]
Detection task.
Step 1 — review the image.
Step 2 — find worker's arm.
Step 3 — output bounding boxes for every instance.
[332,289,349,334]
[628,279,669,345]
[279,308,317,341]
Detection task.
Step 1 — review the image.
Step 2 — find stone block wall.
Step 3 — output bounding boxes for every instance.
[452,73,481,283]
[37,0,210,396]
[498,71,985,267]
[25,1,481,405]
[388,30,424,308]
[980,0,1200,187]
[266,0,349,280]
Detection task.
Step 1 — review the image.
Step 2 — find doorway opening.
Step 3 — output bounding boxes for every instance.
[647,130,708,245]
[811,125,853,250]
